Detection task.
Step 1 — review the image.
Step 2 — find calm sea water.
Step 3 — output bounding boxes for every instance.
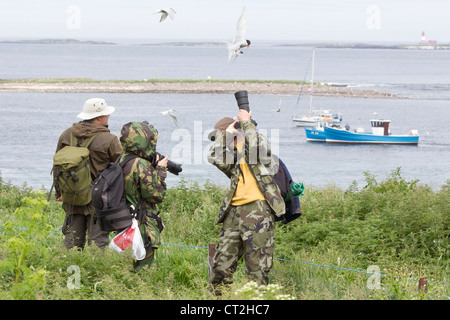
[0,42,449,190]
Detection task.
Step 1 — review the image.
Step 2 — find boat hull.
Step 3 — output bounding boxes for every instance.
[293,117,341,127]
[305,127,326,142]
[324,127,419,145]
[293,119,317,127]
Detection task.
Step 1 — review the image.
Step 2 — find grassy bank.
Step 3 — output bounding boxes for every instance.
[0,169,448,300]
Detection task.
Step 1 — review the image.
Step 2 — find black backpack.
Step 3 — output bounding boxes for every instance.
[92,154,138,232]
[273,156,303,224]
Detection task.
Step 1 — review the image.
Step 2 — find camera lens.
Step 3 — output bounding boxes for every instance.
[234,90,250,111]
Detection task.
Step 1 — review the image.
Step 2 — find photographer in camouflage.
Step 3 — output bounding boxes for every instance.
[207,105,285,294]
[119,121,168,271]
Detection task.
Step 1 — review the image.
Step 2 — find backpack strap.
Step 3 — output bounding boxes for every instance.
[70,132,99,148]
[119,154,139,168]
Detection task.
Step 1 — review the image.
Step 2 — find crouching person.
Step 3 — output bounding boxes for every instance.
[119,121,168,271]
[207,110,285,294]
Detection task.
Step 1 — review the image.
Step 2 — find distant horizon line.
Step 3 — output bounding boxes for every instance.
[1,36,448,46]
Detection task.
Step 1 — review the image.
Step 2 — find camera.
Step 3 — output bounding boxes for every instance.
[234,90,250,112]
[140,120,182,175]
[154,151,183,175]
[207,91,256,142]
[234,90,257,129]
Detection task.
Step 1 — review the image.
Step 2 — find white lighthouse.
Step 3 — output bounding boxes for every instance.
[421,31,426,42]
[420,31,437,44]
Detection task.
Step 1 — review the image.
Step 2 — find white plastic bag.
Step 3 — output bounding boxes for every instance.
[109,218,146,260]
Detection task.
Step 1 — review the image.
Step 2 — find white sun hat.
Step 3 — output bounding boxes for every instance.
[77,98,115,120]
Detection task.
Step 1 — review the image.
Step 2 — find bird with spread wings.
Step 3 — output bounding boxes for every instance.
[226,7,251,62]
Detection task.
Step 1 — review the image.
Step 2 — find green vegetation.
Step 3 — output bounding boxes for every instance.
[0,168,448,300]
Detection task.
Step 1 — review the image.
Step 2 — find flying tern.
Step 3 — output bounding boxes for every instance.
[161,109,179,128]
[154,8,176,22]
[226,7,251,62]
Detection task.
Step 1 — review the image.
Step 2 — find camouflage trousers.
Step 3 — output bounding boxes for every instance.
[209,200,275,291]
[134,215,162,272]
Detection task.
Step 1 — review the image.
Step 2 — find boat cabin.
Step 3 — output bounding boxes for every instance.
[370,119,391,136]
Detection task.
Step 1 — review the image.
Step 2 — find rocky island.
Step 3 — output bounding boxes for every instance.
[0,78,402,99]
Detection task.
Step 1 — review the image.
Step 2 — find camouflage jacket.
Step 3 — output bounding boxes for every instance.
[207,120,285,223]
[119,122,167,215]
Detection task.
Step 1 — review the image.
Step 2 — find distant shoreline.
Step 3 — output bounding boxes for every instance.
[0,78,402,99]
[0,39,115,45]
[1,38,449,50]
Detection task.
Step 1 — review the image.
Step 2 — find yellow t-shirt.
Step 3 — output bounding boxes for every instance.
[231,142,265,206]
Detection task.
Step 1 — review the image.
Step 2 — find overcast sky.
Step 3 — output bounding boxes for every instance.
[0,0,448,43]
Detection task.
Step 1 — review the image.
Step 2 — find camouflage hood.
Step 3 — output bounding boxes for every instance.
[120,121,158,162]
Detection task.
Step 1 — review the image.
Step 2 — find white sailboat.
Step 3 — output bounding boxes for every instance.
[292,49,343,127]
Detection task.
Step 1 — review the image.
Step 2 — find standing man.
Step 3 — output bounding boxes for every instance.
[207,108,285,294]
[54,98,123,250]
[119,121,168,272]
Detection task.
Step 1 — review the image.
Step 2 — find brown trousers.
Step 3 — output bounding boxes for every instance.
[62,212,110,250]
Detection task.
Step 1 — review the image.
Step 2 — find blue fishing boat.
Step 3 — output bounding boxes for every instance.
[324,119,419,145]
[305,122,327,142]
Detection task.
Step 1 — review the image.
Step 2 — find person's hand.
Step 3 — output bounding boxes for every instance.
[156,154,168,169]
[237,109,251,122]
[226,120,239,134]
[56,196,62,202]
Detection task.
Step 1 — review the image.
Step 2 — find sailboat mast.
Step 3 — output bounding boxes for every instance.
[309,49,315,112]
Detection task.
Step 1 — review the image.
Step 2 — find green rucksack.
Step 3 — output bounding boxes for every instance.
[53,133,98,206]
